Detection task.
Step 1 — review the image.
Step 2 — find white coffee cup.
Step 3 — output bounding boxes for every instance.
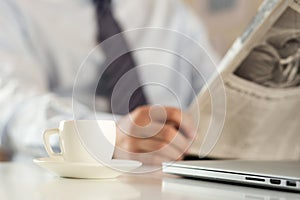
[43,120,116,163]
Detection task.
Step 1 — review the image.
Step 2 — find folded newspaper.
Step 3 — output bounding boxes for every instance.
[189,0,300,160]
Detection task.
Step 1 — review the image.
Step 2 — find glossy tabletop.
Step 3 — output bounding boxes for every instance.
[0,162,300,200]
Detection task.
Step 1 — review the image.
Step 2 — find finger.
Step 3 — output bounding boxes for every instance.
[151,124,190,153]
[129,122,190,154]
[165,108,196,139]
[116,121,190,157]
[150,106,196,139]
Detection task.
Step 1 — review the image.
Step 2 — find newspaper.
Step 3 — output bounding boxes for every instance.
[189,0,300,160]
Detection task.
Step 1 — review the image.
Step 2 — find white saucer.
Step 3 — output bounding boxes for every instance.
[33,157,142,179]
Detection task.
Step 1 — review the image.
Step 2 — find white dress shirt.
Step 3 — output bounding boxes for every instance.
[0,0,217,158]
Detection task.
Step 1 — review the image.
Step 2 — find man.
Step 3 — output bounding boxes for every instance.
[0,0,216,164]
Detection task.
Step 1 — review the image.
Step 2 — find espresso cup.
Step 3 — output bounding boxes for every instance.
[43,120,116,163]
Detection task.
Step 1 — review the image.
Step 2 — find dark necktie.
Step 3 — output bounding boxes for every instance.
[93,0,148,115]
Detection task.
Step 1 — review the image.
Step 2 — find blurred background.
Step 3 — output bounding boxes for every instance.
[184,0,263,57]
[0,0,265,162]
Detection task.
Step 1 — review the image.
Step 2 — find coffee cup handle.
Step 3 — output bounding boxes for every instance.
[43,128,62,158]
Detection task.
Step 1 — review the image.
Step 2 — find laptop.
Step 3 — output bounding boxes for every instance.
[163,160,300,192]
[164,0,300,193]
[163,176,300,199]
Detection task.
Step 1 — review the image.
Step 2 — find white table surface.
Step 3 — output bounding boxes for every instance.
[0,162,300,200]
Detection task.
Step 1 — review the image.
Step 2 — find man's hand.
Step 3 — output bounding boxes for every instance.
[113,105,196,165]
[0,149,10,162]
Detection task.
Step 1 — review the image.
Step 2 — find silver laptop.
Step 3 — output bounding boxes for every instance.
[163,160,300,192]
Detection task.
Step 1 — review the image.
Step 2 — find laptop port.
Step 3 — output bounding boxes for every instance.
[286,180,297,187]
[270,179,281,185]
[245,177,265,182]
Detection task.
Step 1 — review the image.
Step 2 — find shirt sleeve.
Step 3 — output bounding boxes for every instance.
[169,0,221,105]
[177,0,220,97]
[0,1,117,158]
